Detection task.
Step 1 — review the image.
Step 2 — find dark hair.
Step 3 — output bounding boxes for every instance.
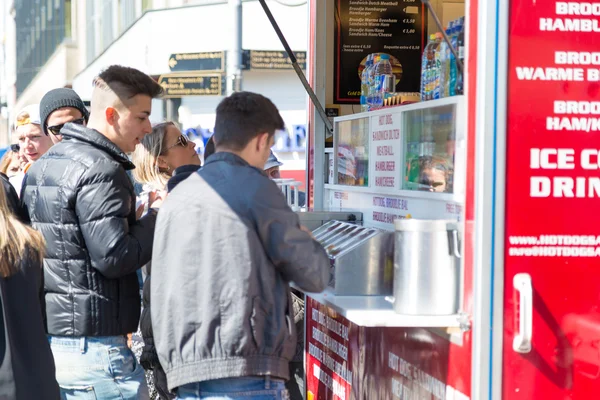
[94,65,163,101]
[214,92,284,151]
[204,136,216,160]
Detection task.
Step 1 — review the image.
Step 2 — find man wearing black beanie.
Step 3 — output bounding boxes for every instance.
[40,88,90,144]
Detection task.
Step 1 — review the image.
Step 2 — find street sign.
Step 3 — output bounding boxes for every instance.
[168,51,225,72]
[242,50,306,70]
[158,73,224,97]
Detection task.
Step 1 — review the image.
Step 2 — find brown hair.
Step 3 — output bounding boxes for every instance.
[0,149,18,175]
[0,183,45,277]
[93,65,163,103]
[214,92,284,151]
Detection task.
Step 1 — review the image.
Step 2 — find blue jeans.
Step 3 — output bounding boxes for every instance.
[48,335,149,400]
[177,376,290,400]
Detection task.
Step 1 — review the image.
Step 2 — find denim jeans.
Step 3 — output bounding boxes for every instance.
[48,335,149,400]
[176,376,290,400]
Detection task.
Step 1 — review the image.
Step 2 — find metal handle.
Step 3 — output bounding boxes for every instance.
[451,229,461,258]
[513,273,533,353]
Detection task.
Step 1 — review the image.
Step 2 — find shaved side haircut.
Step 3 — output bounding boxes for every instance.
[91,65,163,112]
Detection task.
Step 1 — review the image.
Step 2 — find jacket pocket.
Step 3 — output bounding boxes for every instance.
[250,297,269,352]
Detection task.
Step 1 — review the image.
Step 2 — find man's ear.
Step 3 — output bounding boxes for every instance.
[256,132,270,151]
[105,107,118,127]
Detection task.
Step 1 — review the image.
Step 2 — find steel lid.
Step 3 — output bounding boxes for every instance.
[394,218,459,232]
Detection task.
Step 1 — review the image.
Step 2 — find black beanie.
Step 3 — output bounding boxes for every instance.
[39,88,90,135]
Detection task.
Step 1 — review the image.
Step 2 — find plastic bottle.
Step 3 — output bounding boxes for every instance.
[360,54,374,112]
[432,32,443,100]
[367,53,380,110]
[440,26,453,98]
[420,35,432,101]
[371,54,395,109]
[420,34,436,101]
[456,18,465,95]
[448,24,458,97]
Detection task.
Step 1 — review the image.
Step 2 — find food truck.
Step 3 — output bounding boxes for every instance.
[268,0,600,398]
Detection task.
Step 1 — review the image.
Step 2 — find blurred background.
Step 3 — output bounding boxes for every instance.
[0,0,308,185]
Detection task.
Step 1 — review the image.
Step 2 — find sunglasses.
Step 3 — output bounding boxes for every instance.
[163,135,189,153]
[47,118,85,136]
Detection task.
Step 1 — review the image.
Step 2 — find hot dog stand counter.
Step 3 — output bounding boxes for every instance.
[274,0,600,398]
[296,96,470,400]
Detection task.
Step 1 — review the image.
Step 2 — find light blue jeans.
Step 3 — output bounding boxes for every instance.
[177,376,290,400]
[48,335,149,400]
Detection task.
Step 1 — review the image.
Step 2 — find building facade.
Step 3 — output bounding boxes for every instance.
[2,0,309,178]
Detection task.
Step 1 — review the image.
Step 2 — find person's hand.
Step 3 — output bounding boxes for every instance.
[300,225,314,238]
[149,190,166,210]
[136,203,145,220]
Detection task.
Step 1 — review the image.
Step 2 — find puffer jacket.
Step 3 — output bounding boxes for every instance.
[21,123,157,337]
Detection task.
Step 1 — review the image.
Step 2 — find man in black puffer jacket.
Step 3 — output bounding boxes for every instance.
[21,65,163,400]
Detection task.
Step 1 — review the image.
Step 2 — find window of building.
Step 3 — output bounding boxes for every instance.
[101,0,114,53]
[64,0,72,38]
[142,0,153,12]
[119,0,136,33]
[41,6,46,31]
[86,0,96,63]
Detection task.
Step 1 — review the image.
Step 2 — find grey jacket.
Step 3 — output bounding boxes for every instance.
[151,152,329,391]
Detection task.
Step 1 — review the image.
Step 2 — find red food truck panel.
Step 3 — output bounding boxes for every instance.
[503,0,600,398]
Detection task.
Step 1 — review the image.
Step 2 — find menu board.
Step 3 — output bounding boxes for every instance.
[334,0,426,104]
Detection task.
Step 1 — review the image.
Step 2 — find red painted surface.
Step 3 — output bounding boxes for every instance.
[305,298,468,399]
[280,170,306,191]
[502,1,600,398]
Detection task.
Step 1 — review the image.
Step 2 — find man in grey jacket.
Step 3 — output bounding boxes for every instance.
[151,91,330,399]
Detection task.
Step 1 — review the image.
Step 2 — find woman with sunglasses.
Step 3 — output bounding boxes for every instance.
[131,121,200,399]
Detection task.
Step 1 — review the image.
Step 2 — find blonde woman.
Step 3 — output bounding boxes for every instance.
[131,121,200,399]
[0,146,24,219]
[0,145,21,178]
[0,181,60,398]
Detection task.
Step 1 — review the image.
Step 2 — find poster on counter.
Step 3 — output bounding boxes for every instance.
[501,0,600,397]
[334,0,427,104]
[305,297,471,399]
[305,297,359,400]
[371,112,402,190]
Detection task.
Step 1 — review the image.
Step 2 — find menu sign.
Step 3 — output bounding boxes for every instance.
[503,1,600,397]
[306,298,357,400]
[371,112,401,190]
[305,297,471,399]
[334,0,426,104]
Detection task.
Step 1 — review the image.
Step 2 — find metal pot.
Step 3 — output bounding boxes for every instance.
[387,219,461,315]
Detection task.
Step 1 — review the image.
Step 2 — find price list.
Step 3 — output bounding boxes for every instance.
[334,0,426,104]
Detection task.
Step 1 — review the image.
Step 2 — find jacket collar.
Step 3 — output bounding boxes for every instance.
[204,151,252,168]
[61,123,135,170]
[172,164,201,177]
